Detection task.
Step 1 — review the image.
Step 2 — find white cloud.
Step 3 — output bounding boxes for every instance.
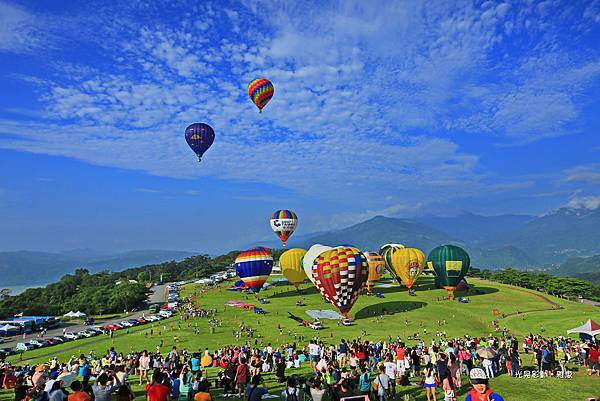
[564,165,600,185]
[0,2,45,53]
[567,195,600,210]
[135,188,161,193]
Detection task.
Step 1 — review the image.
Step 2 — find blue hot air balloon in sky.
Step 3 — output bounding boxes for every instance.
[185,122,215,162]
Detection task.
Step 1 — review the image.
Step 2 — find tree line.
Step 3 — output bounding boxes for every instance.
[0,251,239,318]
[471,268,600,301]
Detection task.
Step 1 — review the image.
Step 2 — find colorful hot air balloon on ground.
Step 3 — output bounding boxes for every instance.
[279,248,307,288]
[270,210,298,247]
[426,245,470,298]
[379,243,405,274]
[389,248,426,289]
[363,251,385,294]
[185,123,215,162]
[312,246,369,315]
[235,247,274,292]
[303,244,331,285]
[248,78,274,112]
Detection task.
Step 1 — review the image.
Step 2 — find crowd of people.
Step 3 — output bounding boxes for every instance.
[1,329,598,401]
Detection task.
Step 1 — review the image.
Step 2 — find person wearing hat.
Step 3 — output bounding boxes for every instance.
[464,368,504,401]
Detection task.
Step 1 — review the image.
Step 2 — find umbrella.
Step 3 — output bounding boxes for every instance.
[476,346,497,359]
[0,324,18,331]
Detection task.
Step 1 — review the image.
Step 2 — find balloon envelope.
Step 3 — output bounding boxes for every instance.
[185,123,215,161]
[312,246,368,315]
[303,244,331,285]
[280,248,307,287]
[379,243,405,273]
[363,251,385,293]
[390,248,426,289]
[248,78,274,112]
[426,245,470,296]
[270,210,298,247]
[235,247,274,292]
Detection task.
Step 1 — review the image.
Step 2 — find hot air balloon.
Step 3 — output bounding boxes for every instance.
[379,243,405,273]
[279,248,307,288]
[235,247,274,292]
[426,245,470,298]
[185,123,215,162]
[248,78,274,112]
[303,244,331,285]
[312,246,368,315]
[363,251,385,294]
[389,248,426,289]
[270,210,298,247]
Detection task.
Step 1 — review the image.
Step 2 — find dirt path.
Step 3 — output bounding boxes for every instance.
[499,286,562,319]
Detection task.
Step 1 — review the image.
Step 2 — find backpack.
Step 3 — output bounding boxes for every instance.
[285,389,298,401]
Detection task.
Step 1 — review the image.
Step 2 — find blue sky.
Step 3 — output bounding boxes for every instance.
[1,0,599,253]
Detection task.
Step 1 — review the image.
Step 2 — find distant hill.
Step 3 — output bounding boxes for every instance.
[467,245,538,269]
[504,207,600,264]
[555,255,600,283]
[291,215,460,252]
[417,212,534,246]
[0,249,196,286]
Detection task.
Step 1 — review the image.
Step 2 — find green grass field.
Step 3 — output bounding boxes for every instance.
[2,277,598,401]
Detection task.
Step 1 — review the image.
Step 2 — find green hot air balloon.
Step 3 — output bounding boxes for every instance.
[426,245,470,298]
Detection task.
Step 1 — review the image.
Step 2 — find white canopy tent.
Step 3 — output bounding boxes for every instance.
[567,319,600,337]
[72,311,86,318]
[63,311,76,317]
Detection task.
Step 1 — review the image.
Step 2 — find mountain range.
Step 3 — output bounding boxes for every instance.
[2,206,599,287]
[0,249,195,287]
[273,206,600,271]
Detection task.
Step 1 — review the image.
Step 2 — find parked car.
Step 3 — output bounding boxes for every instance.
[0,347,14,356]
[45,339,60,346]
[52,336,68,343]
[308,321,324,330]
[104,324,120,331]
[119,321,134,328]
[79,331,93,338]
[29,339,48,347]
[64,332,80,340]
[16,342,35,351]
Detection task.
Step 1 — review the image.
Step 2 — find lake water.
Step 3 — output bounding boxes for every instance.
[1,283,48,295]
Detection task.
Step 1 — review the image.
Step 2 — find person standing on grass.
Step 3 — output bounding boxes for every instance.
[588,344,599,376]
[441,372,456,401]
[234,358,250,398]
[139,351,151,385]
[464,368,504,401]
[375,364,390,401]
[423,362,438,401]
[383,354,396,398]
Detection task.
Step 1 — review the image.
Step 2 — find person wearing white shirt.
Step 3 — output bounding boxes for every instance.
[383,355,396,397]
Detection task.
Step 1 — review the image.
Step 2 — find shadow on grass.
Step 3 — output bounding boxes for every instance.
[354,301,427,320]
[457,285,499,297]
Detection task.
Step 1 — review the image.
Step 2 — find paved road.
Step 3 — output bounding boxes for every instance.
[1,284,167,349]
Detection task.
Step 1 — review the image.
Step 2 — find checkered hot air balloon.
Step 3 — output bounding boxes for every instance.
[235,247,274,292]
[312,246,369,316]
[248,78,274,112]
